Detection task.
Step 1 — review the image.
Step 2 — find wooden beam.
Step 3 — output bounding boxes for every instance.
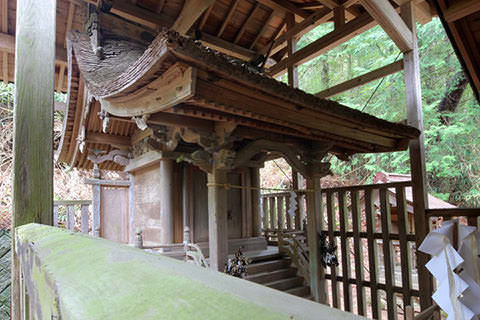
[0,32,67,64]
[217,0,240,37]
[286,13,298,88]
[360,0,413,52]
[65,1,75,47]
[334,5,346,28]
[315,60,404,98]
[256,0,310,19]
[12,0,56,318]
[401,1,432,311]
[86,132,131,146]
[268,13,376,76]
[172,0,215,35]
[197,31,257,60]
[1,0,7,84]
[198,2,215,30]
[57,64,66,92]
[443,0,480,22]
[249,10,274,50]
[317,0,340,9]
[110,0,173,30]
[234,3,260,44]
[259,7,333,56]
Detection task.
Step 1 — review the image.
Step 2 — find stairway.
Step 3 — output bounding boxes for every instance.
[245,252,310,298]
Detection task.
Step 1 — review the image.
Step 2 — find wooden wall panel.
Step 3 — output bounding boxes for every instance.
[101,187,129,244]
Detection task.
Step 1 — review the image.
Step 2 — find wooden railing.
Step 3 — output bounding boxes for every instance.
[278,231,309,285]
[261,192,304,243]
[53,200,92,234]
[134,228,209,268]
[426,208,480,228]
[320,181,417,320]
[262,181,421,319]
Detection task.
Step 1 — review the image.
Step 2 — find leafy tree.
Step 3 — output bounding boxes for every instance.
[289,18,480,206]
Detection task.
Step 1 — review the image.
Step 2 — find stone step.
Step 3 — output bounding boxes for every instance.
[285,285,310,298]
[265,276,304,291]
[246,268,297,284]
[246,258,291,275]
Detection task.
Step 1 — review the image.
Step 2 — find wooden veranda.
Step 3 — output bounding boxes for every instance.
[7,0,480,319]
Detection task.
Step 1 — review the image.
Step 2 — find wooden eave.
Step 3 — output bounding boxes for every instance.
[2,0,435,91]
[57,30,419,170]
[431,0,480,102]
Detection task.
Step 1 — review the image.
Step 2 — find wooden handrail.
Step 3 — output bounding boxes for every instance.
[321,181,412,193]
[278,231,310,285]
[54,200,92,206]
[426,208,480,218]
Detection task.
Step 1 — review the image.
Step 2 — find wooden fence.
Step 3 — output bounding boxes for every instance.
[262,181,421,320]
[261,192,304,243]
[53,200,92,234]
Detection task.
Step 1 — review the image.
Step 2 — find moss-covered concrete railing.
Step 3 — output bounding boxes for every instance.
[15,224,365,320]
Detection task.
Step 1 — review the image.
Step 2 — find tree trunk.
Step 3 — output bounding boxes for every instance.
[437,71,468,124]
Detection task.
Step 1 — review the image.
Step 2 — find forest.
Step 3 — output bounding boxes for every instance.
[273,17,480,207]
[0,17,479,222]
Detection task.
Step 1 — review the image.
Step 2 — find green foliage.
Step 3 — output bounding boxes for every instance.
[294,18,480,207]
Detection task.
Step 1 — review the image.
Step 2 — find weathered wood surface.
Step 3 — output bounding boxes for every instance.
[12,0,56,318]
[402,2,433,311]
[207,169,229,271]
[15,224,366,320]
[305,174,328,304]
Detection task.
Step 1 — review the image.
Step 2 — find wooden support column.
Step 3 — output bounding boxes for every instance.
[92,166,101,237]
[401,2,433,311]
[305,167,328,304]
[159,159,174,244]
[12,0,56,318]
[182,163,193,242]
[286,13,298,88]
[207,169,229,271]
[250,167,262,237]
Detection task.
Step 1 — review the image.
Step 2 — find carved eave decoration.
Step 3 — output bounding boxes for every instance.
[57,29,420,171]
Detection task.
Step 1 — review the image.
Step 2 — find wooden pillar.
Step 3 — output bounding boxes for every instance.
[182,163,193,242]
[92,166,101,237]
[250,167,262,237]
[159,159,174,244]
[286,13,298,88]
[12,0,56,318]
[207,169,229,271]
[305,169,328,304]
[401,2,433,311]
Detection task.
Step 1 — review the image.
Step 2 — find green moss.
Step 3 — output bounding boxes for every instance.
[16,224,363,320]
[15,224,288,320]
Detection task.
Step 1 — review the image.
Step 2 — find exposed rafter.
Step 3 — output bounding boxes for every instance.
[217,0,240,37]
[268,13,376,76]
[256,0,310,19]
[172,0,215,35]
[0,32,67,64]
[359,0,413,52]
[234,3,260,44]
[315,60,404,98]
[443,0,480,22]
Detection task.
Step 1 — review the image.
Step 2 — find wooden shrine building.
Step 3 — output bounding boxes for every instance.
[6,0,480,319]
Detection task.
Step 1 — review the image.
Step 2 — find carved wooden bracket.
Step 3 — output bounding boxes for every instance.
[88,149,131,166]
[98,109,110,133]
[86,5,103,59]
[132,115,149,131]
[234,139,309,177]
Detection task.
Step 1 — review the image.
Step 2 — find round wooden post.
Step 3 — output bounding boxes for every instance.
[207,169,229,271]
[159,159,174,244]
